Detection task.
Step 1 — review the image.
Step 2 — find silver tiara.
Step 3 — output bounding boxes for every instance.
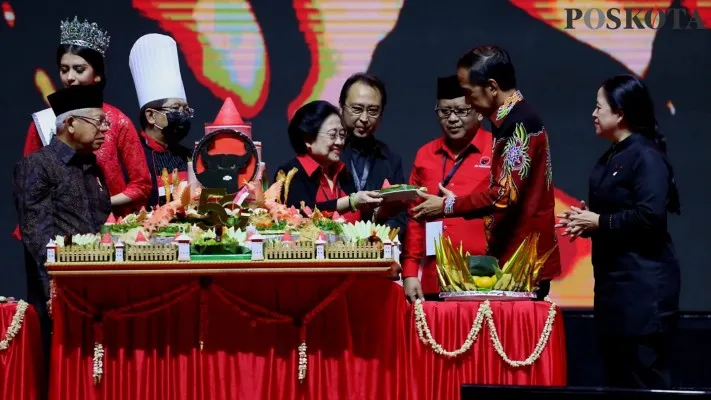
[60,17,110,56]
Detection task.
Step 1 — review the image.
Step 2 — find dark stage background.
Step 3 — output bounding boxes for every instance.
[1,0,710,311]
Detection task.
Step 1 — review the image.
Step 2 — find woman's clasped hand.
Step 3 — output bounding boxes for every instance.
[555,200,600,241]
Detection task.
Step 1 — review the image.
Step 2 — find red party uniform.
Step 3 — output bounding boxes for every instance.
[402,128,493,294]
[450,92,561,280]
[23,103,152,213]
[296,155,360,224]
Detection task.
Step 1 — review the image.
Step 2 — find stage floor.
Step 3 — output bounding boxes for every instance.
[563,310,711,390]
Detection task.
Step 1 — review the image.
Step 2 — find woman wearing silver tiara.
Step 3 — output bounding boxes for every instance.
[17,17,151,223]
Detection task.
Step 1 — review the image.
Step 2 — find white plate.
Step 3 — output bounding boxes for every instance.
[439,290,536,301]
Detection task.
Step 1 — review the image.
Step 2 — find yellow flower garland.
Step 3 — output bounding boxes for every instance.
[413,298,556,367]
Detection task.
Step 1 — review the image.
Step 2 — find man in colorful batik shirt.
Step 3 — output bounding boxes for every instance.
[412,46,561,298]
[402,75,493,301]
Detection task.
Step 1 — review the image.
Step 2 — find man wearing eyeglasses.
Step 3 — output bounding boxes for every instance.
[130,33,195,206]
[401,75,493,301]
[339,72,408,236]
[13,84,112,357]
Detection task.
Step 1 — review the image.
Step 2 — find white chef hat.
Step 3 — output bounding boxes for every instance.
[129,33,187,108]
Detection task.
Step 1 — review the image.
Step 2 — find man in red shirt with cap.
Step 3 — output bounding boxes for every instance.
[402,75,493,301]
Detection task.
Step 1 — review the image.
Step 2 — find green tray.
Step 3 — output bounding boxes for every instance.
[190,254,252,261]
[378,184,420,194]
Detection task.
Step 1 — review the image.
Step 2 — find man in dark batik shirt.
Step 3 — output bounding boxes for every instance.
[412,46,561,299]
[13,84,111,355]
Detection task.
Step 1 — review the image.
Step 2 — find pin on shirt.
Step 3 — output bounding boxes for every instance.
[612,164,623,176]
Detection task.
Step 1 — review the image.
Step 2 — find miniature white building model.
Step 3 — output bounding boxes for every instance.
[176,233,192,261]
[46,240,57,263]
[115,240,125,262]
[250,232,265,261]
[382,237,393,259]
[392,235,401,264]
[314,232,327,260]
[244,231,254,253]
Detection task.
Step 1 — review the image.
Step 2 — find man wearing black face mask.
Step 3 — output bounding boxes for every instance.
[129,33,194,206]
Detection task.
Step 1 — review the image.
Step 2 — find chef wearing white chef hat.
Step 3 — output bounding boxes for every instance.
[129,33,193,206]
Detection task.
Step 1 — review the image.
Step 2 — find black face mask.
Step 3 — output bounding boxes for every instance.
[161,111,193,142]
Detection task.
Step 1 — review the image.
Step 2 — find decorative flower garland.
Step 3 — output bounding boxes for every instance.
[0,298,28,351]
[297,342,308,381]
[413,297,557,367]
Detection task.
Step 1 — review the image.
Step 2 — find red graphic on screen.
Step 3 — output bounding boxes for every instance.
[510,0,711,77]
[132,0,270,119]
[289,0,324,118]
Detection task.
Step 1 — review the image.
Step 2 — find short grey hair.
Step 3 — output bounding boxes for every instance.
[55,108,97,133]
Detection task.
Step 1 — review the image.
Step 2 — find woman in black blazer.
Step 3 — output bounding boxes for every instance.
[556,75,681,389]
[274,100,382,221]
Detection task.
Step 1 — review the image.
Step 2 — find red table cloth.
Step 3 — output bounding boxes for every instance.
[405,300,567,400]
[0,301,45,400]
[50,276,566,400]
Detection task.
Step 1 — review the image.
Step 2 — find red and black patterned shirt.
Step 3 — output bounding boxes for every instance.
[451,92,561,280]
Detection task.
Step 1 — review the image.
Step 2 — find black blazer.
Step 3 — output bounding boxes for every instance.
[341,139,408,236]
[273,157,356,212]
[587,133,680,337]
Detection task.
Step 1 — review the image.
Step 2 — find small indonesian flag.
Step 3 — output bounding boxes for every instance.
[233,185,250,206]
[255,162,265,182]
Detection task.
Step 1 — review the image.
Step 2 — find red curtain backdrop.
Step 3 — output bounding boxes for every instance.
[50,276,566,400]
[0,302,45,400]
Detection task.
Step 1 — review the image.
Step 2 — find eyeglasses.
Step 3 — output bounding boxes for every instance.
[345,104,381,118]
[319,129,347,141]
[73,115,111,129]
[435,107,473,119]
[159,106,195,117]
